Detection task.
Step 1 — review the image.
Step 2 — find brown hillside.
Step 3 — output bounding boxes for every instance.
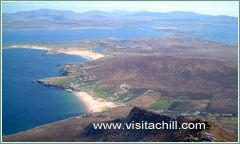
[78,55,237,113]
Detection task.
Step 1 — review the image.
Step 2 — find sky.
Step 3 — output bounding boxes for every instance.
[2,1,239,17]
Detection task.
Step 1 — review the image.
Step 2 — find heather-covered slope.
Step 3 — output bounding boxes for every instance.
[37,54,238,135]
[67,55,237,113]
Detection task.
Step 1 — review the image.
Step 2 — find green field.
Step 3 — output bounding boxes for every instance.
[150,99,173,110]
[118,88,146,102]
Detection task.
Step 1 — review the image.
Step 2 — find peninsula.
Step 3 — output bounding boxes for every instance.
[3,35,238,142]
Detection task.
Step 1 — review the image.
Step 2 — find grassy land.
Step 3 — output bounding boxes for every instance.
[150,99,173,110]
[39,75,75,88]
[39,75,116,101]
[219,117,238,125]
[118,88,146,102]
[86,82,115,99]
[73,79,146,102]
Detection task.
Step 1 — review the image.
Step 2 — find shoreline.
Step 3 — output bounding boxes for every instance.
[37,81,118,114]
[8,45,104,60]
[73,91,117,113]
[9,45,51,50]
[8,45,108,113]
[58,50,104,60]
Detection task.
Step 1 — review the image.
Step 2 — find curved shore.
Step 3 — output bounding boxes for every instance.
[73,91,117,113]
[58,50,104,60]
[8,45,110,113]
[8,45,112,113]
[10,45,51,50]
[8,45,104,60]
[37,80,117,113]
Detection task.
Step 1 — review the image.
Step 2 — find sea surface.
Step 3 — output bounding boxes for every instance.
[3,27,169,44]
[2,27,169,135]
[2,49,88,135]
[3,25,237,45]
[177,25,238,43]
[2,25,237,135]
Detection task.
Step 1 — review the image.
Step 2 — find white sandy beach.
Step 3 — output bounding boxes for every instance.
[10,45,51,50]
[58,50,104,60]
[74,91,117,113]
[9,45,104,60]
[10,45,108,112]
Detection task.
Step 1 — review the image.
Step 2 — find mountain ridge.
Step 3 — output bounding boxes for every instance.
[3,107,237,142]
[3,9,238,18]
[3,9,237,30]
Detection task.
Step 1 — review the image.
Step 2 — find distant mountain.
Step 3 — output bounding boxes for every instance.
[3,9,238,30]
[111,10,138,15]
[131,11,237,23]
[82,10,110,16]
[3,9,79,20]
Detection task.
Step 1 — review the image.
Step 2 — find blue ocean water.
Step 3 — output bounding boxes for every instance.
[3,48,88,135]
[3,27,169,44]
[93,47,107,52]
[188,26,238,43]
[3,25,237,45]
[2,25,237,135]
[2,27,169,135]
[155,25,238,43]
